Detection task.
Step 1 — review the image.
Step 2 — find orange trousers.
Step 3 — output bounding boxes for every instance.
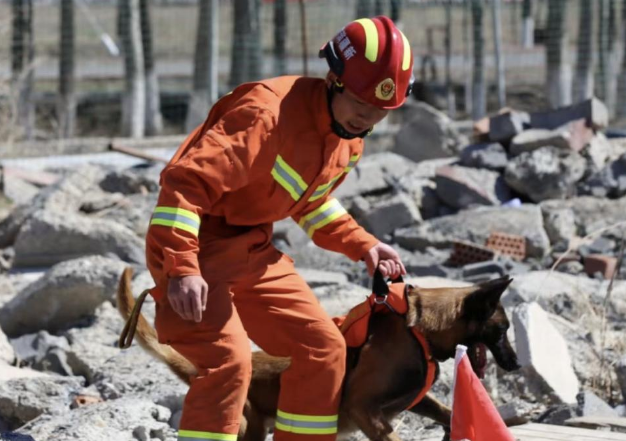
[152,222,346,441]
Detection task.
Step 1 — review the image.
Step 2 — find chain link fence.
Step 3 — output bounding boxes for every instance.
[0,0,625,143]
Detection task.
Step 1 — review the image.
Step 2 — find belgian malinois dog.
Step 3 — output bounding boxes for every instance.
[117,268,519,441]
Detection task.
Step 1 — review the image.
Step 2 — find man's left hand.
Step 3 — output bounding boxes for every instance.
[363,242,406,279]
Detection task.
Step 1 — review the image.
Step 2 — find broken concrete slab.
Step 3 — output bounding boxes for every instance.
[504,147,586,202]
[395,205,550,258]
[513,302,580,404]
[459,142,508,171]
[14,397,176,441]
[0,256,126,337]
[576,390,619,417]
[394,102,467,162]
[510,120,594,156]
[0,376,85,431]
[529,97,609,131]
[352,193,421,238]
[434,165,512,209]
[488,110,531,143]
[13,209,145,267]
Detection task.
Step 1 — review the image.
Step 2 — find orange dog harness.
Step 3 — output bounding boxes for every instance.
[333,281,437,409]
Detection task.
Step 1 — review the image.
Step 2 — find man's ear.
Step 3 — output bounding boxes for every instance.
[462,276,512,321]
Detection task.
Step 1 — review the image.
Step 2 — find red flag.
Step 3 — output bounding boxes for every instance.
[450,345,515,441]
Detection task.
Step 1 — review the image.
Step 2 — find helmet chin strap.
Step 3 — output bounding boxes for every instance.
[327,84,372,140]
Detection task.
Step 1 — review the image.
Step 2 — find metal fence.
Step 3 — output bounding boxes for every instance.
[0,0,625,142]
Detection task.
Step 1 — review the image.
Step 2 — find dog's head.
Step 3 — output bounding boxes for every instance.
[405,276,520,378]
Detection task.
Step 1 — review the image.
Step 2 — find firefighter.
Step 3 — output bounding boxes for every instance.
[146,16,414,441]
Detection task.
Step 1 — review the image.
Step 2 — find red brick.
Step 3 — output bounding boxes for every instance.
[449,241,496,267]
[584,254,618,279]
[485,232,527,261]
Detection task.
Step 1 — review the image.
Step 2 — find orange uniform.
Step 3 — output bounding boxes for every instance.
[146,76,379,440]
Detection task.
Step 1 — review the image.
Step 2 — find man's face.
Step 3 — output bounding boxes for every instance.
[330,86,389,135]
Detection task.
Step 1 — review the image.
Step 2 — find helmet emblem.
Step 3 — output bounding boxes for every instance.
[375,78,395,101]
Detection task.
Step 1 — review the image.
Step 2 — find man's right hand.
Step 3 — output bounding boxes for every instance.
[167,275,208,322]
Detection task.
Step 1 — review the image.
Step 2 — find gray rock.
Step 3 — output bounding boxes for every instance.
[540,196,626,236]
[504,147,586,202]
[15,397,176,441]
[353,193,421,238]
[0,165,107,248]
[529,97,609,131]
[99,168,160,194]
[395,205,549,258]
[541,206,577,245]
[298,268,349,288]
[393,102,467,162]
[536,404,578,425]
[513,302,580,404]
[582,133,614,172]
[10,331,70,375]
[578,153,626,198]
[0,256,127,337]
[459,142,509,171]
[13,209,145,267]
[434,165,511,209]
[0,327,14,365]
[488,110,530,143]
[461,261,507,283]
[79,191,126,214]
[98,192,158,237]
[0,376,84,430]
[510,128,573,156]
[556,261,584,275]
[396,172,441,220]
[617,356,626,401]
[0,432,36,441]
[335,152,415,199]
[577,390,618,417]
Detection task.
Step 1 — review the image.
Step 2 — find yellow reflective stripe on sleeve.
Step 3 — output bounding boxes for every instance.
[275,409,338,435]
[151,206,201,236]
[298,199,348,238]
[271,155,309,201]
[355,18,379,63]
[400,30,411,71]
[308,154,360,202]
[177,430,238,441]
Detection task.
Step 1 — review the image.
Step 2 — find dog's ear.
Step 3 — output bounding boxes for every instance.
[372,268,389,297]
[462,276,512,321]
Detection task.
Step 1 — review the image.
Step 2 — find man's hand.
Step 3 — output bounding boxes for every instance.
[168,275,208,322]
[364,242,406,279]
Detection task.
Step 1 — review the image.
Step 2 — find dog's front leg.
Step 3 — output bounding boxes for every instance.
[347,406,402,441]
[408,393,451,440]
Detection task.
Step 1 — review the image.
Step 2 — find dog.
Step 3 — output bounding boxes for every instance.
[117,268,520,441]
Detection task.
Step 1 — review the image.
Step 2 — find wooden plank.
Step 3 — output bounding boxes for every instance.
[565,417,626,433]
[420,423,626,441]
[510,423,626,440]
[109,142,169,163]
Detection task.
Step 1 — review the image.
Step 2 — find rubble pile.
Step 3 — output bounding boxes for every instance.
[0,97,625,440]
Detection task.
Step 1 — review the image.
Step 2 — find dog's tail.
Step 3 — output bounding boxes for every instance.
[116,267,197,384]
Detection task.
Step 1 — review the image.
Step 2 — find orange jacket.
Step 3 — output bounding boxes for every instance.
[146,76,379,284]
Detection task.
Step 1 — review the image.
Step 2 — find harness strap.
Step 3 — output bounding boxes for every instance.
[118,288,151,349]
[408,329,437,409]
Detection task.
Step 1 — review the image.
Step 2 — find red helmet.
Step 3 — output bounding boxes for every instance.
[319,16,414,109]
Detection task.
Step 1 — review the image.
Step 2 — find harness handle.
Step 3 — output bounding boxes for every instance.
[118,288,151,349]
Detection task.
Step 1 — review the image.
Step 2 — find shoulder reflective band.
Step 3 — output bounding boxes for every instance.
[355,18,379,63]
[150,207,200,237]
[177,430,237,441]
[298,198,347,238]
[308,154,360,202]
[271,155,309,201]
[275,410,338,435]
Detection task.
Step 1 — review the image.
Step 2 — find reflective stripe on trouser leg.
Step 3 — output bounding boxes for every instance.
[275,410,338,435]
[178,430,238,441]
